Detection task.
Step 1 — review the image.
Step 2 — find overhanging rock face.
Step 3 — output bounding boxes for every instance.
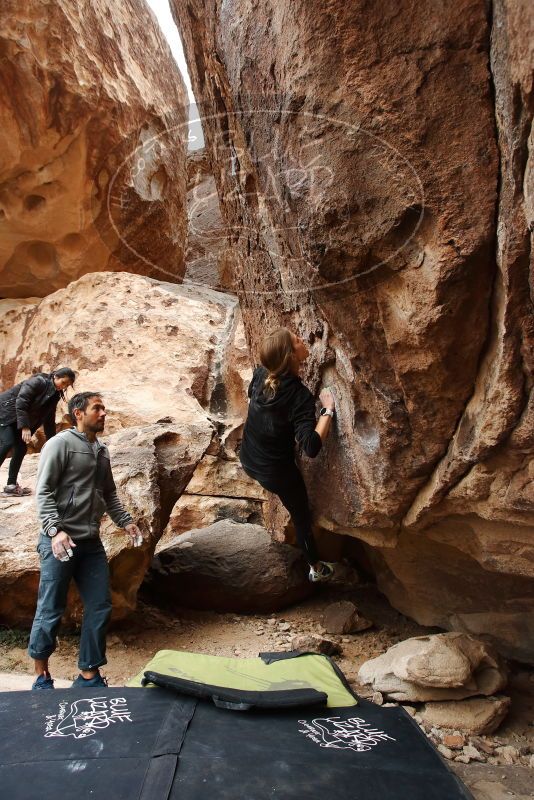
[172,0,534,660]
[0,0,189,298]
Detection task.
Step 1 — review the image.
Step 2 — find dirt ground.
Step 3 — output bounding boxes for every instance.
[1,582,533,799]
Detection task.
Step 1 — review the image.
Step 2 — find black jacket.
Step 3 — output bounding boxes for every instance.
[239,365,322,479]
[0,373,60,439]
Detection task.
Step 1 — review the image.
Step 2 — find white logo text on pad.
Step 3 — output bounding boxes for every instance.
[298,716,396,752]
[44,696,132,739]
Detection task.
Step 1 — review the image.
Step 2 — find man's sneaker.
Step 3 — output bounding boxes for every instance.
[71,671,108,688]
[309,561,335,583]
[32,672,54,690]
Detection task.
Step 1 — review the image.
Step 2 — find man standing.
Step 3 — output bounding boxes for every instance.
[28,392,143,689]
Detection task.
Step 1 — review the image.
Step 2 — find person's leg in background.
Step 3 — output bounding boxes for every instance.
[0,424,14,468]
[6,426,28,488]
[0,423,29,493]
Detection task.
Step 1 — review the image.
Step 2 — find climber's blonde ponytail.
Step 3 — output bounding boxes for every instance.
[259,327,295,398]
[263,372,280,397]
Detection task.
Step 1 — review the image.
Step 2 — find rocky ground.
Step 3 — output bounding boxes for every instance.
[1,583,532,799]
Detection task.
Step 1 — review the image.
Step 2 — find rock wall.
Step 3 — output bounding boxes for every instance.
[366,0,534,663]
[0,0,189,299]
[184,149,234,291]
[171,0,534,660]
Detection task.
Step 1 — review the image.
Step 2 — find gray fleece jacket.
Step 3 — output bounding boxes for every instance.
[36,428,133,541]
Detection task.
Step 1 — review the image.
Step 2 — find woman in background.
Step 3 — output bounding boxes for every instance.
[239,328,336,582]
[0,367,75,495]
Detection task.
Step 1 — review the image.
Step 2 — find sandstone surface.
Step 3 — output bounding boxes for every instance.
[156,453,266,552]
[358,634,508,701]
[184,149,234,291]
[323,601,372,635]
[0,271,245,432]
[0,0,188,298]
[157,494,264,552]
[290,633,341,656]
[172,0,534,660]
[420,696,511,735]
[370,0,534,663]
[147,519,313,614]
[172,0,499,529]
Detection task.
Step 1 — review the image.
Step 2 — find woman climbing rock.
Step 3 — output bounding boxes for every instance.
[239,327,336,582]
[0,367,75,496]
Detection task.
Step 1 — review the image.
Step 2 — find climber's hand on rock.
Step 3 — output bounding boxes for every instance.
[320,387,336,411]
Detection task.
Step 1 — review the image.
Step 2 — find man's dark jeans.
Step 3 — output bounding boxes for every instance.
[28,535,112,670]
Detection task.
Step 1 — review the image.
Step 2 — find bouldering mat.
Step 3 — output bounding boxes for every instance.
[0,650,473,799]
[128,649,357,708]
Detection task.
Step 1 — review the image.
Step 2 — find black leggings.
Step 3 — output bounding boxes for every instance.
[0,424,27,485]
[244,462,319,565]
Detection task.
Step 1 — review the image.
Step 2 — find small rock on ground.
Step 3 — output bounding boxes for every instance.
[323,601,373,635]
[290,633,342,656]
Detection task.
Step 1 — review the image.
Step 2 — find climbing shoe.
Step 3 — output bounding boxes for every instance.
[308,561,335,583]
[32,672,54,690]
[71,671,108,688]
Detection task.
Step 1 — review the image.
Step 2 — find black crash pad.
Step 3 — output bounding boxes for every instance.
[0,687,473,799]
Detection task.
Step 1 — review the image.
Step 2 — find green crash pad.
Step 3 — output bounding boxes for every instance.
[128,649,357,708]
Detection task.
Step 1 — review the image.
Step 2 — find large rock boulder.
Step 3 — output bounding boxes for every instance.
[172,0,499,529]
[101,422,213,615]
[363,529,534,664]
[0,0,188,298]
[172,0,534,661]
[365,0,534,663]
[0,421,212,625]
[0,271,257,625]
[157,494,265,552]
[157,455,266,551]
[358,633,508,702]
[147,520,313,613]
[0,271,246,433]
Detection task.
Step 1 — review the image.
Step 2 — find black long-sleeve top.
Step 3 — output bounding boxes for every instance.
[239,365,322,479]
[0,373,59,438]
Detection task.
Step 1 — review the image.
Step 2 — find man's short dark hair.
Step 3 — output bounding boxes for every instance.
[68,392,103,424]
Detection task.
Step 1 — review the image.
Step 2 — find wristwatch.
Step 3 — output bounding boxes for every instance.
[47,526,59,538]
[320,407,335,418]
